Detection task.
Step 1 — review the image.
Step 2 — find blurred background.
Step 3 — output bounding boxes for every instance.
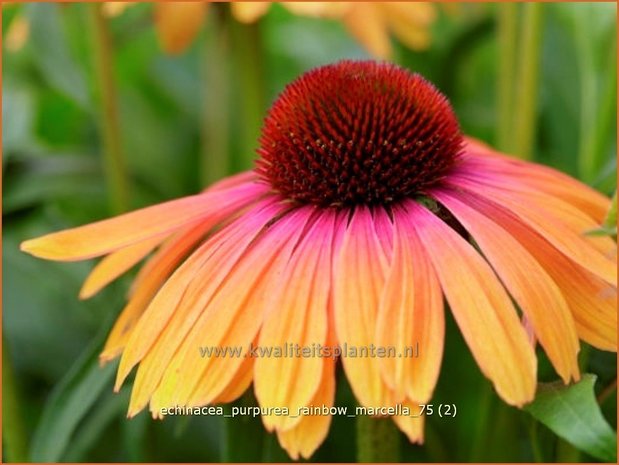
[2,2,617,462]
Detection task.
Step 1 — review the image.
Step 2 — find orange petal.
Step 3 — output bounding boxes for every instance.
[342,3,391,59]
[453,163,615,257]
[154,2,206,54]
[383,2,436,51]
[333,207,393,408]
[376,206,444,403]
[461,191,617,352]
[451,176,616,285]
[277,356,336,460]
[282,2,350,18]
[231,2,271,23]
[254,211,338,432]
[209,355,254,405]
[460,150,611,222]
[392,400,425,444]
[99,219,218,363]
[115,199,282,394]
[20,181,266,261]
[102,2,134,17]
[409,201,537,406]
[147,208,313,414]
[80,235,165,300]
[435,189,580,382]
[6,13,29,52]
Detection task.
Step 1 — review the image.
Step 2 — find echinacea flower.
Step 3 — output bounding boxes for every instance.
[22,61,617,459]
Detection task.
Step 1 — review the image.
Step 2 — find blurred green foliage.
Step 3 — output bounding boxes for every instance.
[2,2,617,462]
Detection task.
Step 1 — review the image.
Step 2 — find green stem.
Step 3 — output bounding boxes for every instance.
[221,392,264,462]
[356,416,400,462]
[528,419,544,462]
[469,382,494,461]
[513,2,543,160]
[585,38,617,184]
[90,3,129,213]
[597,378,617,406]
[202,4,231,186]
[423,422,450,462]
[574,7,598,182]
[3,334,29,463]
[555,438,581,462]
[262,433,291,462]
[230,18,267,171]
[604,191,617,227]
[496,3,518,152]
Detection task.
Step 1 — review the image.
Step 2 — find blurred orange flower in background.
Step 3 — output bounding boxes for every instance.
[103,1,437,57]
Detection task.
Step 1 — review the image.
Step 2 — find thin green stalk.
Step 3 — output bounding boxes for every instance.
[3,334,29,463]
[604,191,617,228]
[202,5,231,186]
[597,378,617,406]
[469,382,494,461]
[496,3,518,152]
[423,422,450,462]
[220,392,264,462]
[356,416,400,462]
[513,2,543,160]
[231,19,267,171]
[89,3,129,213]
[528,419,544,462]
[582,38,617,183]
[555,438,581,462]
[574,7,597,182]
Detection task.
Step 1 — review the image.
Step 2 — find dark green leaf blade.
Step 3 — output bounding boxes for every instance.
[525,374,617,462]
[29,325,117,462]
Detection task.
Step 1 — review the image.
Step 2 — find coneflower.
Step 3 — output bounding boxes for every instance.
[21,61,617,459]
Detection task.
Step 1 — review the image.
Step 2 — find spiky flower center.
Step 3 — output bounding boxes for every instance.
[256,61,463,207]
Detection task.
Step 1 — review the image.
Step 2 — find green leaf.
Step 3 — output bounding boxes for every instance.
[29,322,117,462]
[3,154,104,213]
[525,374,617,462]
[604,191,617,228]
[2,83,36,156]
[586,191,617,239]
[62,389,129,462]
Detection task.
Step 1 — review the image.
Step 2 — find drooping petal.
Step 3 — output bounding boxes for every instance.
[408,200,537,406]
[277,355,336,460]
[152,347,256,417]
[5,13,29,52]
[79,235,165,300]
[20,180,267,261]
[392,400,424,444]
[282,2,350,18]
[154,2,206,54]
[458,191,617,351]
[452,163,616,257]
[115,198,283,393]
[99,218,224,364]
[333,206,393,408]
[376,205,444,403]
[342,3,391,59]
[434,188,580,382]
[102,2,134,17]
[450,176,616,285]
[458,148,611,222]
[145,207,314,415]
[383,2,435,51]
[254,210,338,432]
[231,2,271,23]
